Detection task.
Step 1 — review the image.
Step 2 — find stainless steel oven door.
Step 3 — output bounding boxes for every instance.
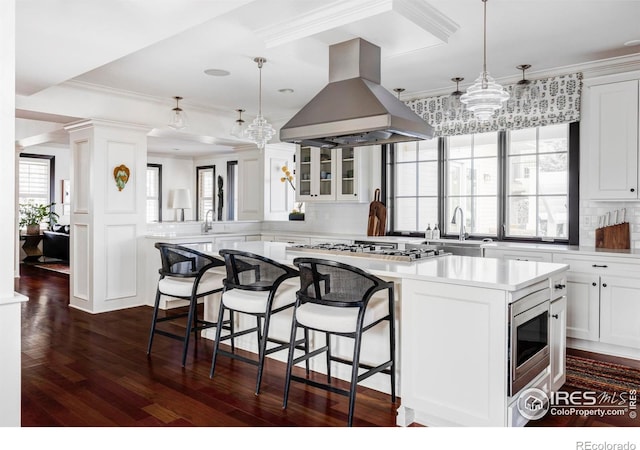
[510,288,551,396]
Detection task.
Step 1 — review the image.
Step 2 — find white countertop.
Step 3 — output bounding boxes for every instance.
[185,241,568,292]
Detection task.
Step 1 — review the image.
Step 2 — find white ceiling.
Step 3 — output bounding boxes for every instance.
[15,0,640,155]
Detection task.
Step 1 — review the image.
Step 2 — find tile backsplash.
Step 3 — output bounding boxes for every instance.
[580,200,640,249]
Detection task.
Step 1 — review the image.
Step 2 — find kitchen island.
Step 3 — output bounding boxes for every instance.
[184,240,569,427]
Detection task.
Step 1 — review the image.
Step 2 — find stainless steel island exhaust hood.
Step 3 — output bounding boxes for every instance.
[279,38,434,148]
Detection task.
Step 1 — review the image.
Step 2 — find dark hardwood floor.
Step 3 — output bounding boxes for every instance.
[15,263,639,432]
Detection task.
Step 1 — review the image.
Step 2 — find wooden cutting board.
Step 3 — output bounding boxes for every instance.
[367,188,387,236]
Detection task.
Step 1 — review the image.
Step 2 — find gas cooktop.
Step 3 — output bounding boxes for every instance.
[287,243,450,263]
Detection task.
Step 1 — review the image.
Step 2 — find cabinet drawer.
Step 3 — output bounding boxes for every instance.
[552,253,640,276]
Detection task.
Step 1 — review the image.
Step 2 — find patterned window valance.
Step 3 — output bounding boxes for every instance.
[405,72,583,137]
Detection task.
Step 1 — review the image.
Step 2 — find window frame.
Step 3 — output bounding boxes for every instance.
[146,163,162,223]
[196,165,216,221]
[386,122,579,245]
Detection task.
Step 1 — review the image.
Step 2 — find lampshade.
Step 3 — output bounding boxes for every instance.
[172,188,191,222]
[243,57,275,150]
[172,188,192,209]
[168,96,188,130]
[443,77,464,119]
[460,0,509,121]
[231,108,246,138]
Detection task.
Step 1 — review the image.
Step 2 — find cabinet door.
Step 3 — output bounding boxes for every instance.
[297,146,314,200]
[296,146,335,201]
[586,80,639,199]
[316,147,336,200]
[336,147,358,201]
[565,272,600,341]
[600,275,640,348]
[550,296,567,392]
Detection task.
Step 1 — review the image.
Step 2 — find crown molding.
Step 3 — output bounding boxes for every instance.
[63,80,232,115]
[404,52,640,101]
[255,0,457,49]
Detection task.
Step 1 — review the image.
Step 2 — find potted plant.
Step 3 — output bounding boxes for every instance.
[280,165,304,221]
[19,201,59,235]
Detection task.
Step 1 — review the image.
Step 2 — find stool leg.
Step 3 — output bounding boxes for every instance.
[283,317,300,409]
[347,330,364,427]
[210,300,227,378]
[255,313,271,395]
[229,310,235,353]
[181,293,198,367]
[147,287,162,356]
[304,328,310,376]
[389,289,397,402]
[325,332,331,384]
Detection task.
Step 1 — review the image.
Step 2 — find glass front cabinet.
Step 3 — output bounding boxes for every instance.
[296,145,371,203]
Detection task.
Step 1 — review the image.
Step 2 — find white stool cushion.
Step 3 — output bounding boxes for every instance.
[295,292,390,334]
[222,282,298,314]
[159,271,225,298]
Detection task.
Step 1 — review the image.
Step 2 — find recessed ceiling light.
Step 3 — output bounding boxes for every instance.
[623,39,640,47]
[278,88,294,94]
[204,69,231,77]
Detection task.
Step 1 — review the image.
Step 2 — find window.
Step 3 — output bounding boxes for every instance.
[146,164,162,222]
[506,125,569,239]
[19,154,54,205]
[197,166,215,221]
[393,139,439,232]
[386,123,578,243]
[227,161,238,221]
[445,132,498,236]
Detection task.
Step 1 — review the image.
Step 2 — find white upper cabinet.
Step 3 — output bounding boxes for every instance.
[296,145,371,203]
[584,77,640,200]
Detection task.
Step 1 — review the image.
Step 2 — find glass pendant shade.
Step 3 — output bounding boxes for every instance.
[230,108,246,138]
[168,96,187,130]
[244,114,275,150]
[461,71,510,121]
[243,57,274,150]
[460,0,509,121]
[443,77,464,119]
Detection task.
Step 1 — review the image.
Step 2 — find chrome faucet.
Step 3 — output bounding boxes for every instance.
[451,206,466,241]
[204,209,214,232]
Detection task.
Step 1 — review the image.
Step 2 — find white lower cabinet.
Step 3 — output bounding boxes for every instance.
[599,275,640,348]
[564,272,600,341]
[553,253,640,355]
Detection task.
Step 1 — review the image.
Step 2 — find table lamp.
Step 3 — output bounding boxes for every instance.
[172,188,192,222]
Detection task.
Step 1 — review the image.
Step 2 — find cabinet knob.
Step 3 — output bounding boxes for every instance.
[631,188,636,193]
[602,283,607,288]
[554,283,566,290]
[552,314,559,319]
[592,282,597,286]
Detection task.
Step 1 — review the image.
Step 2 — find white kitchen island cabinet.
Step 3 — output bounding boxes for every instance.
[185,241,568,427]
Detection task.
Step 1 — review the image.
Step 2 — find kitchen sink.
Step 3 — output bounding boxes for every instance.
[405,240,485,257]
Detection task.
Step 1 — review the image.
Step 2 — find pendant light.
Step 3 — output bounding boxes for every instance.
[443,77,464,119]
[168,96,187,130]
[513,64,541,108]
[230,108,246,138]
[460,0,509,121]
[243,57,275,150]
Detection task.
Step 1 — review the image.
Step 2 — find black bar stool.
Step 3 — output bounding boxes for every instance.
[283,257,396,426]
[210,249,301,395]
[147,243,230,367]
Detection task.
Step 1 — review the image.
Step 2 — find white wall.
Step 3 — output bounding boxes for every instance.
[148,153,195,222]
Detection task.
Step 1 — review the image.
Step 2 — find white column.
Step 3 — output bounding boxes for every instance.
[0,0,25,427]
[64,120,149,313]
